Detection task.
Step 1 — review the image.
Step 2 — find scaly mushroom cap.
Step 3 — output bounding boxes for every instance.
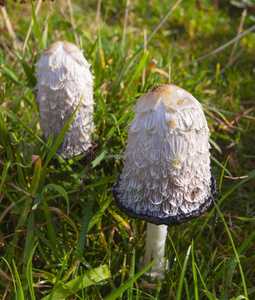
[35,41,94,158]
[113,84,219,226]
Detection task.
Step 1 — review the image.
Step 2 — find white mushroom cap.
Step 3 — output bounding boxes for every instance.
[35,41,94,158]
[113,84,218,226]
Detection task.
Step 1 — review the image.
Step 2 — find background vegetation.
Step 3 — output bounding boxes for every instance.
[0,0,255,299]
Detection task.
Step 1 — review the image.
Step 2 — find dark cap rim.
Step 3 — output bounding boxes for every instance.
[113,176,219,226]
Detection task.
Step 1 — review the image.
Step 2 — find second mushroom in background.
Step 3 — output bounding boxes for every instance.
[35,41,94,159]
[113,83,219,277]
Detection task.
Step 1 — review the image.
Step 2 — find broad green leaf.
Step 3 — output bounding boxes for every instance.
[42,265,110,300]
[234,296,248,300]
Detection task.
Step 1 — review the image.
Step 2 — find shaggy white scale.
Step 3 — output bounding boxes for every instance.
[35,41,94,159]
[115,84,217,222]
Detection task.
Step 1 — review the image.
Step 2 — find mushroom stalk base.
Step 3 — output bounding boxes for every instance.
[142,223,168,277]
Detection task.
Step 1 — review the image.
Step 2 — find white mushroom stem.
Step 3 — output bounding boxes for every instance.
[142,223,168,276]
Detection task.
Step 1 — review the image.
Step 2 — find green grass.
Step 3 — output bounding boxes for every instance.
[0,0,255,299]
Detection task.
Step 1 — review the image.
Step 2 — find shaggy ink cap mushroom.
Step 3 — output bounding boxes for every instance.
[35,41,94,159]
[113,83,219,227]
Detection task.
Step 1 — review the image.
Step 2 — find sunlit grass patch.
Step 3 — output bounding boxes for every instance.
[0,0,255,299]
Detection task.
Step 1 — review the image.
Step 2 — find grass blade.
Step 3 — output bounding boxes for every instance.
[201,289,218,300]
[191,241,199,300]
[15,51,37,87]
[43,184,69,214]
[42,12,49,48]
[212,228,255,285]
[127,250,136,299]
[212,198,248,298]
[92,149,108,168]
[1,257,17,295]
[113,0,183,90]
[195,263,216,300]
[195,170,255,244]
[94,29,103,88]
[27,244,38,300]
[29,156,42,194]
[76,197,94,257]
[1,107,48,148]
[41,193,59,261]
[176,245,191,300]
[48,250,72,300]
[0,161,10,195]
[103,110,132,148]
[104,260,154,300]
[22,211,35,298]
[13,260,25,300]
[237,217,255,223]
[1,65,22,85]
[124,50,149,92]
[31,1,45,50]
[5,201,31,264]
[219,156,230,191]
